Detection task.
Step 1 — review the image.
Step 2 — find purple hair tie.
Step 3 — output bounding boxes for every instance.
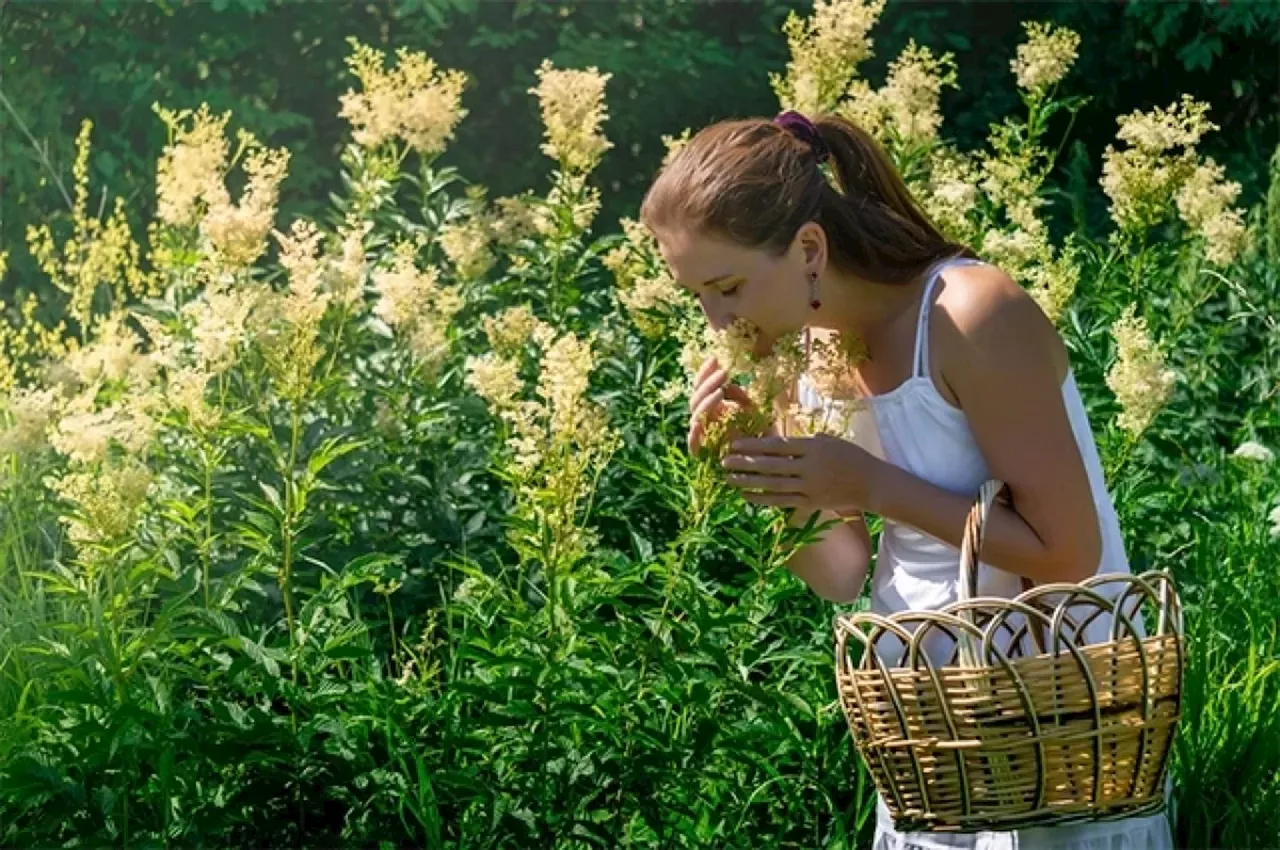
[772,110,830,164]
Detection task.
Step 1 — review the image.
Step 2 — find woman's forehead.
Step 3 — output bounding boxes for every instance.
[657,229,754,275]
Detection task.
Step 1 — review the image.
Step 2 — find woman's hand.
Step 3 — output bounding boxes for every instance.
[720,434,886,514]
[687,357,777,454]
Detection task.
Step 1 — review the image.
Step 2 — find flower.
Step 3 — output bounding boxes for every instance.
[1232,440,1274,463]
[339,39,468,155]
[483,306,539,356]
[166,366,219,431]
[1270,503,1280,539]
[840,40,957,145]
[183,284,259,374]
[488,194,541,247]
[1105,305,1176,437]
[536,332,597,436]
[1012,22,1080,92]
[0,386,63,455]
[154,104,231,228]
[62,311,148,387]
[1175,159,1249,267]
[49,385,153,465]
[373,243,440,330]
[771,0,887,115]
[439,216,495,280]
[200,136,290,269]
[46,457,153,547]
[529,60,613,173]
[27,121,151,331]
[919,147,980,243]
[465,352,524,412]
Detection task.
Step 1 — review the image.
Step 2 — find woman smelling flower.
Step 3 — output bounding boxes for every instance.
[639,110,1174,850]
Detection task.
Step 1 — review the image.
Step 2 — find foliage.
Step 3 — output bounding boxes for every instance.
[1,2,1279,848]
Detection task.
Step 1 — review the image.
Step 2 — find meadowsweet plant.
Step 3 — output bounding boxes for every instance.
[771,0,886,116]
[1106,304,1178,439]
[1102,95,1249,266]
[465,323,621,631]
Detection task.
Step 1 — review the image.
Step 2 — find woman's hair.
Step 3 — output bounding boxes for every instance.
[639,113,973,285]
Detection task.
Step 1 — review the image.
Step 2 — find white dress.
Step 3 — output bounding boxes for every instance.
[797,256,1177,850]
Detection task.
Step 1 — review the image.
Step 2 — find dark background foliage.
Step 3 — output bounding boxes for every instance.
[2,0,1277,291]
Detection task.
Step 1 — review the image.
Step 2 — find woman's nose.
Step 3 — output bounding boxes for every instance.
[705,311,735,332]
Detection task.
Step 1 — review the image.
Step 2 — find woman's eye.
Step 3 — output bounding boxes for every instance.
[721,281,742,296]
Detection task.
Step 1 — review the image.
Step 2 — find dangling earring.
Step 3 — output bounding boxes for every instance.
[808,272,821,310]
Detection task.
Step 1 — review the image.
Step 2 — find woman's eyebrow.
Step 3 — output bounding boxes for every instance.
[681,273,734,291]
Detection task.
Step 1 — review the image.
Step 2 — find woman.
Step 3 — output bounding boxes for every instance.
[638,111,1175,850]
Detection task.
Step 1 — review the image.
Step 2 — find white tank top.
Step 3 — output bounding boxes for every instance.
[798,256,1175,849]
[796,255,1134,650]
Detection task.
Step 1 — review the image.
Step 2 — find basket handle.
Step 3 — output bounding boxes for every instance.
[957,479,1009,603]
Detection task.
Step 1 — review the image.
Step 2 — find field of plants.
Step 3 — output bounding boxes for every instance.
[1,1,1278,847]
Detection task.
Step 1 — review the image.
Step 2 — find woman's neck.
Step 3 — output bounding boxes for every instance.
[810,265,934,356]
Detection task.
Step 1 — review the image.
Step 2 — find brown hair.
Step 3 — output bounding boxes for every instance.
[639,113,973,285]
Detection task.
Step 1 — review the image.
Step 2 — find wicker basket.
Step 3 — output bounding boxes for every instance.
[833,479,1185,834]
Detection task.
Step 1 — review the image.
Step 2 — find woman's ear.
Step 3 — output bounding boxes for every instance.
[796,221,827,273]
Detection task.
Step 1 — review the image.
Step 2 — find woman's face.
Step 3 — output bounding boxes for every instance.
[654,225,816,355]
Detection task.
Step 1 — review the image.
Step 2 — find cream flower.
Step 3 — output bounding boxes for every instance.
[483,306,539,356]
[339,39,468,155]
[0,386,63,455]
[154,104,231,228]
[439,216,495,281]
[201,138,290,269]
[529,60,613,173]
[466,352,524,413]
[771,0,887,115]
[1105,305,1176,437]
[1012,22,1080,92]
[46,458,153,546]
[1232,440,1274,463]
[841,40,957,145]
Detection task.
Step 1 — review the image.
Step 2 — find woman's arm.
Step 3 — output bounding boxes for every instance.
[775,386,873,603]
[780,508,872,603]
[869,267,1102,584]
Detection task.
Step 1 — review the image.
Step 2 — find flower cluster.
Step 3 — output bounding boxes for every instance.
[771,0,887,115]
[1105,305,1177,437]
[529,60,613,174]
[1101,96,1248,264]
[466,329,620,567]
[840,40,957,147]
[200,137,291,270]
[339,38,468,156]
[483,305,544,357]
[372,241,464,377]
[27,120,153,331]
[603,218,683,337]
[1011,22,1080,93]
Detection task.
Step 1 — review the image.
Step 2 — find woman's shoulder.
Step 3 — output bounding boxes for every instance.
[931,259,1070,389]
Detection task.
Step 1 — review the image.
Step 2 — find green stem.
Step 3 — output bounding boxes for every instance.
[202,444,213,609]
[386,594,399,676]
[282,404,302,689]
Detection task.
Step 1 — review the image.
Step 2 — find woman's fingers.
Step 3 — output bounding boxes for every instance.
[689,367,728,413]
[721,453,796,476]
[694,357,721,388]
[725,473,805,493]
[721,382,752,407]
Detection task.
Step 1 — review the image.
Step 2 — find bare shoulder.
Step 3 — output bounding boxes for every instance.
[930,262,1069,384]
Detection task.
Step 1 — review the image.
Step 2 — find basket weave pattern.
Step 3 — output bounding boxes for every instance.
[833,480,1185,833]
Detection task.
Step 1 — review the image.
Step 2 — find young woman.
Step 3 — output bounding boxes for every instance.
[639,111,1175,850]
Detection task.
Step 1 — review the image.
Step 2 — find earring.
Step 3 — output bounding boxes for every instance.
[808,272,821,310]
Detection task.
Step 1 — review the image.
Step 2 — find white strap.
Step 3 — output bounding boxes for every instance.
[912,258,984,378]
